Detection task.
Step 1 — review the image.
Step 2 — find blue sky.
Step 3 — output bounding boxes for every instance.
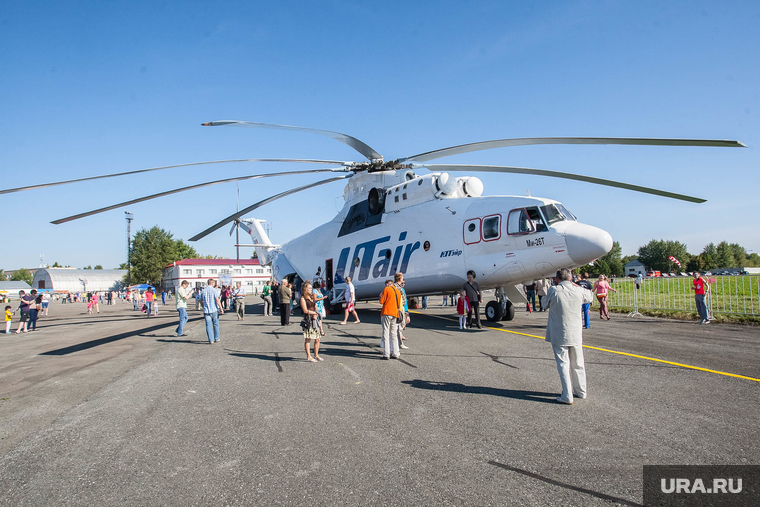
[1,0,758,270]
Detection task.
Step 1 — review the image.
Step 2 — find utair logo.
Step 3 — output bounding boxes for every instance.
[335,232,420,282]
[440,249,462,258]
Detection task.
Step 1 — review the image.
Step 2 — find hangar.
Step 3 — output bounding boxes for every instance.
[31,268,127,293]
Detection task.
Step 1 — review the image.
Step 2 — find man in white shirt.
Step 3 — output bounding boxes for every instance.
[541,268,594,405]
[41,292,51,316]
[232,281,246,321]
[340,276,360,325]
[175,280,192,337]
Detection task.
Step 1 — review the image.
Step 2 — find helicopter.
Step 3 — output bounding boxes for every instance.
[1,121,744,321]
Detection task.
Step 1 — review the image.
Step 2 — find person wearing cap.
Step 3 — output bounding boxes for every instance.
[542,268,594,405]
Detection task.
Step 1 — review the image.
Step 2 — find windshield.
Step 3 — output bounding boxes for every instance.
[540,204,565,225]
[555,203,576,221]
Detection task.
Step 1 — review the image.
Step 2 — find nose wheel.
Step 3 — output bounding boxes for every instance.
[485,301,503,321]
[485,288,516,322]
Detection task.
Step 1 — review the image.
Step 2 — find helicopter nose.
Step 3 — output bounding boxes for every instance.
[565,223,613,265]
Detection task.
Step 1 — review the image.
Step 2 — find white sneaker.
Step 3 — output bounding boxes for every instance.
[703,319,710,324]
[400,344,409,349]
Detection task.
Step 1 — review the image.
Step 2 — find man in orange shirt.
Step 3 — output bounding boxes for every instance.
[379,279,403,359]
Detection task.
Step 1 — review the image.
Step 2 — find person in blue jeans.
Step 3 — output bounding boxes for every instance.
[175,280,192,337]
[575,273,593,329]
[200,279,224,343]
[28,290,40,331]
[524,282,536,312]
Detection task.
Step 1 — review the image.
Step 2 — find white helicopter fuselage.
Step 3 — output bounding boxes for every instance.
[262,171,612,301]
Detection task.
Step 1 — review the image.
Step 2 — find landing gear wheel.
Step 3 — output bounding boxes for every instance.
[501,300,515,321]
[485,301,504,322]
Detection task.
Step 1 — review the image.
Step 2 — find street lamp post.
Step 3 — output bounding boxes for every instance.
[125,212,134,287]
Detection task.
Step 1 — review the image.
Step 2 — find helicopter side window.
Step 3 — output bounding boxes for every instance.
[463,218,481,244]
[540,204,565,225]
[507,208,534,235]
[482,215,501,241]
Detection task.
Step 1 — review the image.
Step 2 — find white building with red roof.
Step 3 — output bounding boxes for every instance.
[162,259,272,293]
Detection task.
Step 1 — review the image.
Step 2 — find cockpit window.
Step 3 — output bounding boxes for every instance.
[540,204,565,225]
[555,203,576,221]
[526,207,548,232]
[508,209,534,235]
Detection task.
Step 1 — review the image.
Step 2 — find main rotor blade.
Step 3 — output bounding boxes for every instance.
[51,168,350,225]
[415,163,706,203]
[202,120,383,162]
[189,175,352,242]
[1,158,346,195]
[399,137,746,163]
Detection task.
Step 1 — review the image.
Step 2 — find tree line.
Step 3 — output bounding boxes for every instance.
[579,239,760,277]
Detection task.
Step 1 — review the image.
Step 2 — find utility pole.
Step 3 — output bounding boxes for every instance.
[236,183,240,262]
[125,211,134,287]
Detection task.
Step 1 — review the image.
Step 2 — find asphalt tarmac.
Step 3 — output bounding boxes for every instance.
[1,298,758,506]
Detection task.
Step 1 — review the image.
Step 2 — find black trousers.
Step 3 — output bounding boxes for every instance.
[280,304,291,325]
[467,302,481,328]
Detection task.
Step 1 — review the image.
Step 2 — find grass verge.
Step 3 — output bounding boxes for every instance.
[608,306,760,325]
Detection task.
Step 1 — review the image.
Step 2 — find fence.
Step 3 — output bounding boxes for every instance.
[603,275,760,316]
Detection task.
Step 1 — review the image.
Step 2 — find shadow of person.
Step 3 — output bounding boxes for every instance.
[401,379,557,404]
[228,352,298,362]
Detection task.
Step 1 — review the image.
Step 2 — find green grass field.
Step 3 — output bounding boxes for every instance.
[600,275,760,316]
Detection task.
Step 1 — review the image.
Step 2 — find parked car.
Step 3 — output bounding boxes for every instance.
[680,272,689,277]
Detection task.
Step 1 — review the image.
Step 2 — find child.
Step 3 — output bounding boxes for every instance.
[5,305,12,334]
[87,297,94,314]
[456,290,470,330]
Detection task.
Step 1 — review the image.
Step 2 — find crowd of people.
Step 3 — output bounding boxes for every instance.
[522,273,619,327]
[4,268,712,407]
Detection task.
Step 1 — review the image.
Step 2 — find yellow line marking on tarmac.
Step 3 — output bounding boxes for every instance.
[489,325,760,383]
[404,307,760,383]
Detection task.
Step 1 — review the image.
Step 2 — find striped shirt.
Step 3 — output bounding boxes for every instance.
[200,285,220,314]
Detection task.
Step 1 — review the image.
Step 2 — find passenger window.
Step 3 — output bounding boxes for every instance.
[482,215,501,241]
[508,209,533,235]
[463,218,481,244]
